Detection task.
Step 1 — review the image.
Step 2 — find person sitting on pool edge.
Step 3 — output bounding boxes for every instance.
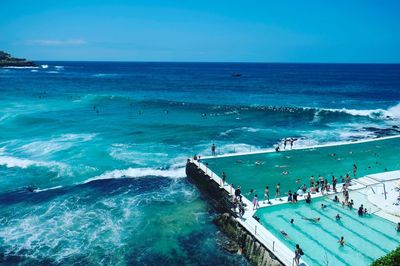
[358,204,364,216]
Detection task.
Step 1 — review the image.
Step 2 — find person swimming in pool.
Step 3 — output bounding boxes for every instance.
[280,229,289,238]
[302,217,320,223]
[333,195,339,202]
[396,222,400,232]
[321,203,328,209]
[338,236,345,246]
[335,214,342,220]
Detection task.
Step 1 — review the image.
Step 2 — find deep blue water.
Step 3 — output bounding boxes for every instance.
[0,62,399,265]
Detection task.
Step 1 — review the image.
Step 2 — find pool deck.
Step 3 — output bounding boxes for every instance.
[191,136,400,266]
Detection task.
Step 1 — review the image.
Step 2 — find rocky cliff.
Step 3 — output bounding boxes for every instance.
[0,51,36,67]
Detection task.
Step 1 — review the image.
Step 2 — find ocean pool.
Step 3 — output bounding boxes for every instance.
[203,137,400,200]
[255,197,399,266]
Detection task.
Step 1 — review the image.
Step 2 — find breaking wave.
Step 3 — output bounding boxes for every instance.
[83,166,186,184]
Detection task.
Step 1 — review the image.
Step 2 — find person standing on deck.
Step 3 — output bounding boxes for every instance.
[332,175,337,193]
[353,164,357,178]
[211,143,216,156]
[221,172,227,185]
[264,186,271,204]
[252,194,260,210]
[276,183,282,200]
[310,175,315,187]
[294,244,303,266]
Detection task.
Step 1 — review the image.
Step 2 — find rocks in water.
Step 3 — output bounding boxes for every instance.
[0,51,36,67]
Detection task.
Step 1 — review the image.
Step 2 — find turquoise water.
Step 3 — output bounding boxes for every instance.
[256,197,399,266]
[1,62,400,265]
[204,137,400,200]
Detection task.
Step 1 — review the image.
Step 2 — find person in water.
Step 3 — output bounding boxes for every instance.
[335,214,342,220]
[338,236,345,246]
[302,217,320,223]
[333,195,339,202]
[348,199,354,209]
[396,222,400,232]
[290,219,294,224]
[280,229,289,238]
[321,203,327,209]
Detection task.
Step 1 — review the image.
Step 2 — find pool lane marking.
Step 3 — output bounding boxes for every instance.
[290,211,377,263]
[327,202,399,243]
[273,214,349,266]
[310,208,391,254]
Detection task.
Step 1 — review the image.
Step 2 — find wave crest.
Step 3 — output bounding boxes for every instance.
[83,166,186,184]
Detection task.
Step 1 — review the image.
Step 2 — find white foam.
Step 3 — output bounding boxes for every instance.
[84,166,186,184]
[35,185,63,192]
[15,133,96,158]
[0,155,67,170]
[218,143,261,154]
[92,73,119,78]
[41,64,49,69]
[320,102,400,120]
[3,66,39,69]
[109,145,168,165]
[54,66,64,70]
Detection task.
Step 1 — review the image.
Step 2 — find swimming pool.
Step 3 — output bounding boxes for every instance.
[255,197,400,266]
[203,137,400,200]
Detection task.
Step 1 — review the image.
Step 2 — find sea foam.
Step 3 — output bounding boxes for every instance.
[83,166,186,184]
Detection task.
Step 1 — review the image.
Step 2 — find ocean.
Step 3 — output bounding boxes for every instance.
[0,62,399,265]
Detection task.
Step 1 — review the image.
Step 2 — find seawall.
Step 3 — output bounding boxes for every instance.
[186,160,284,266]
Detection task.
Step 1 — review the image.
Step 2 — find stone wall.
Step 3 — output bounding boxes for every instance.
[186,161,284,266]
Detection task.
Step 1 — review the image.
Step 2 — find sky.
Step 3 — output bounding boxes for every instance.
[0,0,399,63]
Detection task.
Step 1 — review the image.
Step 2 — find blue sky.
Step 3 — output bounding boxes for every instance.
[1,0,399,62]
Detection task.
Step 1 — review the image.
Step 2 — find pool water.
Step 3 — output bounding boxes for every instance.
[255,197,400,266]
[204,137,400,200]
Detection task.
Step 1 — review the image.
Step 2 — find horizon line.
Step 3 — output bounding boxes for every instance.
[33,60,400,64]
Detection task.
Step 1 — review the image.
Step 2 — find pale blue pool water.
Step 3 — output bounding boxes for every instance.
[256,197,400,266]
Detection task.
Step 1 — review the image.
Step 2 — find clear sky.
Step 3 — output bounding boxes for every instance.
[1,0,399,62]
